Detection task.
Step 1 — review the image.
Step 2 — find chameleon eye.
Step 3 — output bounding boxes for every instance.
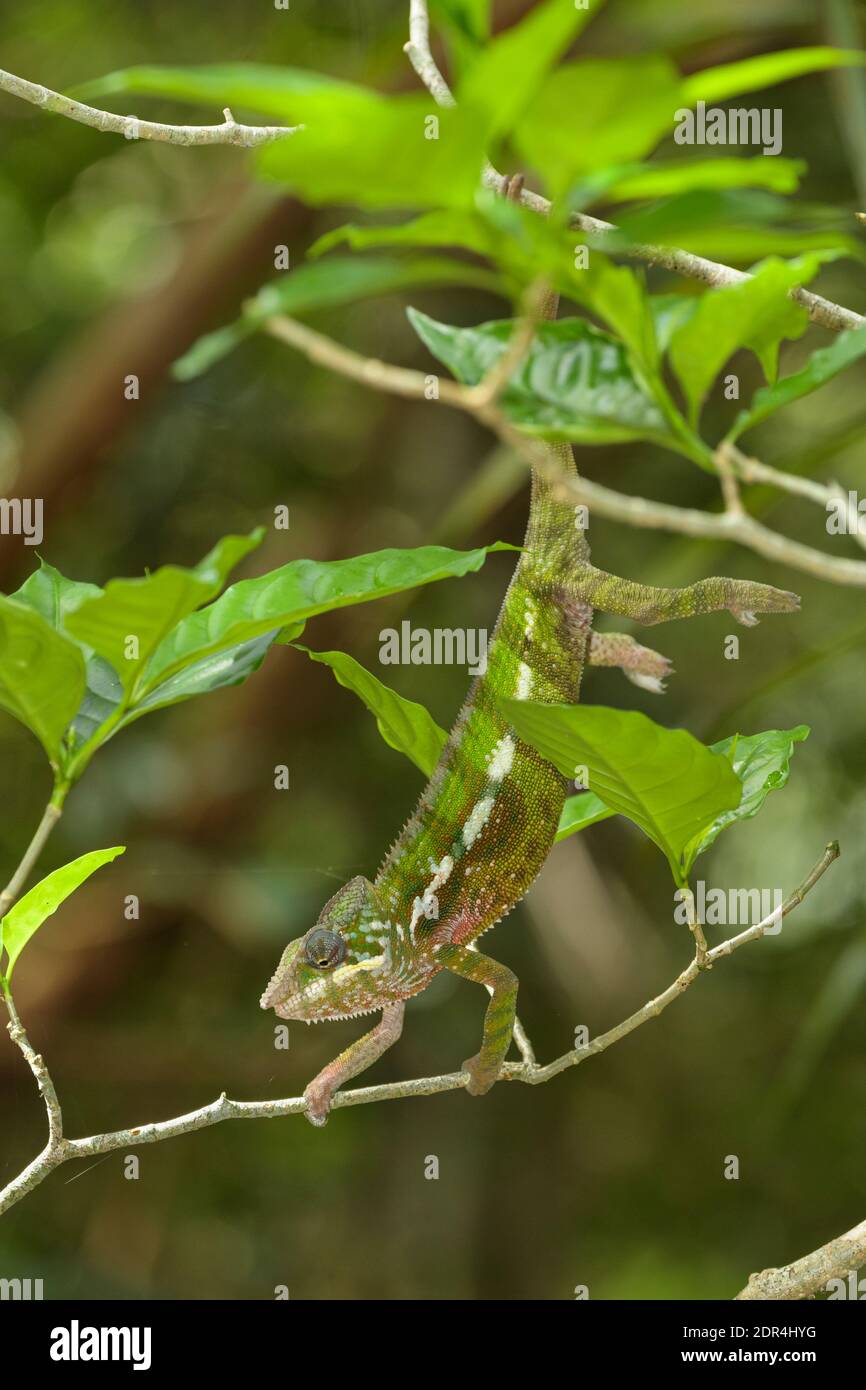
[305,928,347,970]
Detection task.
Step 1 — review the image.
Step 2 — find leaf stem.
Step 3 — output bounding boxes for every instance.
[0,786,67,922]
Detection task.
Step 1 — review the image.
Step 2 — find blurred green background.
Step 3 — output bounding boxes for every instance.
[1,0,865,1300]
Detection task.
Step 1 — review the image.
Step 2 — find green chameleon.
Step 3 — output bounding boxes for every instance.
[261,291,799,1126]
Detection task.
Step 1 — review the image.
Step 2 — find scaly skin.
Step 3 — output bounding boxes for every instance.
[261,311,800,1125]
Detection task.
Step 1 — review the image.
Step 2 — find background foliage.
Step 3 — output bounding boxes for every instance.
[0,0,865,1299]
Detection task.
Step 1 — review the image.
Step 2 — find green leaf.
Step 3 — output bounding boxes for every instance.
[500,701,742,884]
[430,0,491,76]
[432,0,490,45]
[298,647,447,776]
[408,308,672,445]
[560,255,659,370]
[728,323,866,441]
[70,654,124,747]
[458,0,601,139]
[0,596,86,766]
[310,210,498,261]
[555,790,615,842]
[650,294,699,352]
[611,190,862,265]
[0,846,125,981]
[74,63,352,121]
[13,559,103,629]
[604,157,806,202]
[681,47,866,105]
[174,253,500,381]
[173,322,259,384]
[668,253,831,423]
[65,530,264,701]
[257,91,487,211]
[686,726,810,863]
[141,543,513,694]
[555,725,810,849]
[13,555,282,754]
[515,55,682,198]
[121,632,278,725]
[12,560,115,750]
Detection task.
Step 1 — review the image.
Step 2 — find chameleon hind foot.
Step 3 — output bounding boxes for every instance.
[588,631,673,693]
[461,1051,503,1097]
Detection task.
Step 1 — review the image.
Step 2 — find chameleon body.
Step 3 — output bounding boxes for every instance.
[261,297,799,1126]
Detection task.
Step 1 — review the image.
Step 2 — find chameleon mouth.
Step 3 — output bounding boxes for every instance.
[259,978,287,1010]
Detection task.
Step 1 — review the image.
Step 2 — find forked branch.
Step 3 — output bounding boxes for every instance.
[0,843,840,1245]
[263,311,866,588]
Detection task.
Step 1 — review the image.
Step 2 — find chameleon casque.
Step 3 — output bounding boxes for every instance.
[261,287,800,1126]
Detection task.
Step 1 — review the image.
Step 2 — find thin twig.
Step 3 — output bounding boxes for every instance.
[2,982,64,1150]
[0,843,839,1219]
[264,311,866,588]
[0,67,299,147]
[465,274,550,410]
[714,444,746,519]
[679,884,711,969]
[512,1015,537,1069]
[403,0,456,109]
[724,442,866,551]
[0,795,64,919]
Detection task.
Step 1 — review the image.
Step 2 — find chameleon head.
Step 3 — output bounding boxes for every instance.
[259,876,390,1023]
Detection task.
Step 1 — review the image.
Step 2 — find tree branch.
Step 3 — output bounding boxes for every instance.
[264,311,866,588]
[736,1215,866,1300]
[0,67,299,147]
[404,0,456,110]
[0,842,839,1219]
[723,442,866,551]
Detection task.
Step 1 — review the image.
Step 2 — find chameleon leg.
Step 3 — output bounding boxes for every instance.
[588,631,672,693]
[579,565,800,627]
[441,945,518,1096]
[303,1001,404,1126]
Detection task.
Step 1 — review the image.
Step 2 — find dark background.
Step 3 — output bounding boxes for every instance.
[0,0,864,1299]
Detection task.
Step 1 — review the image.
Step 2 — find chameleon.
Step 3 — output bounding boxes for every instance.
[261,292,800,1127]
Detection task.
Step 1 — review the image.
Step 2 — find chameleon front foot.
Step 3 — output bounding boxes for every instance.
[303,1080,333,1127]
[301,1002,406,1128]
